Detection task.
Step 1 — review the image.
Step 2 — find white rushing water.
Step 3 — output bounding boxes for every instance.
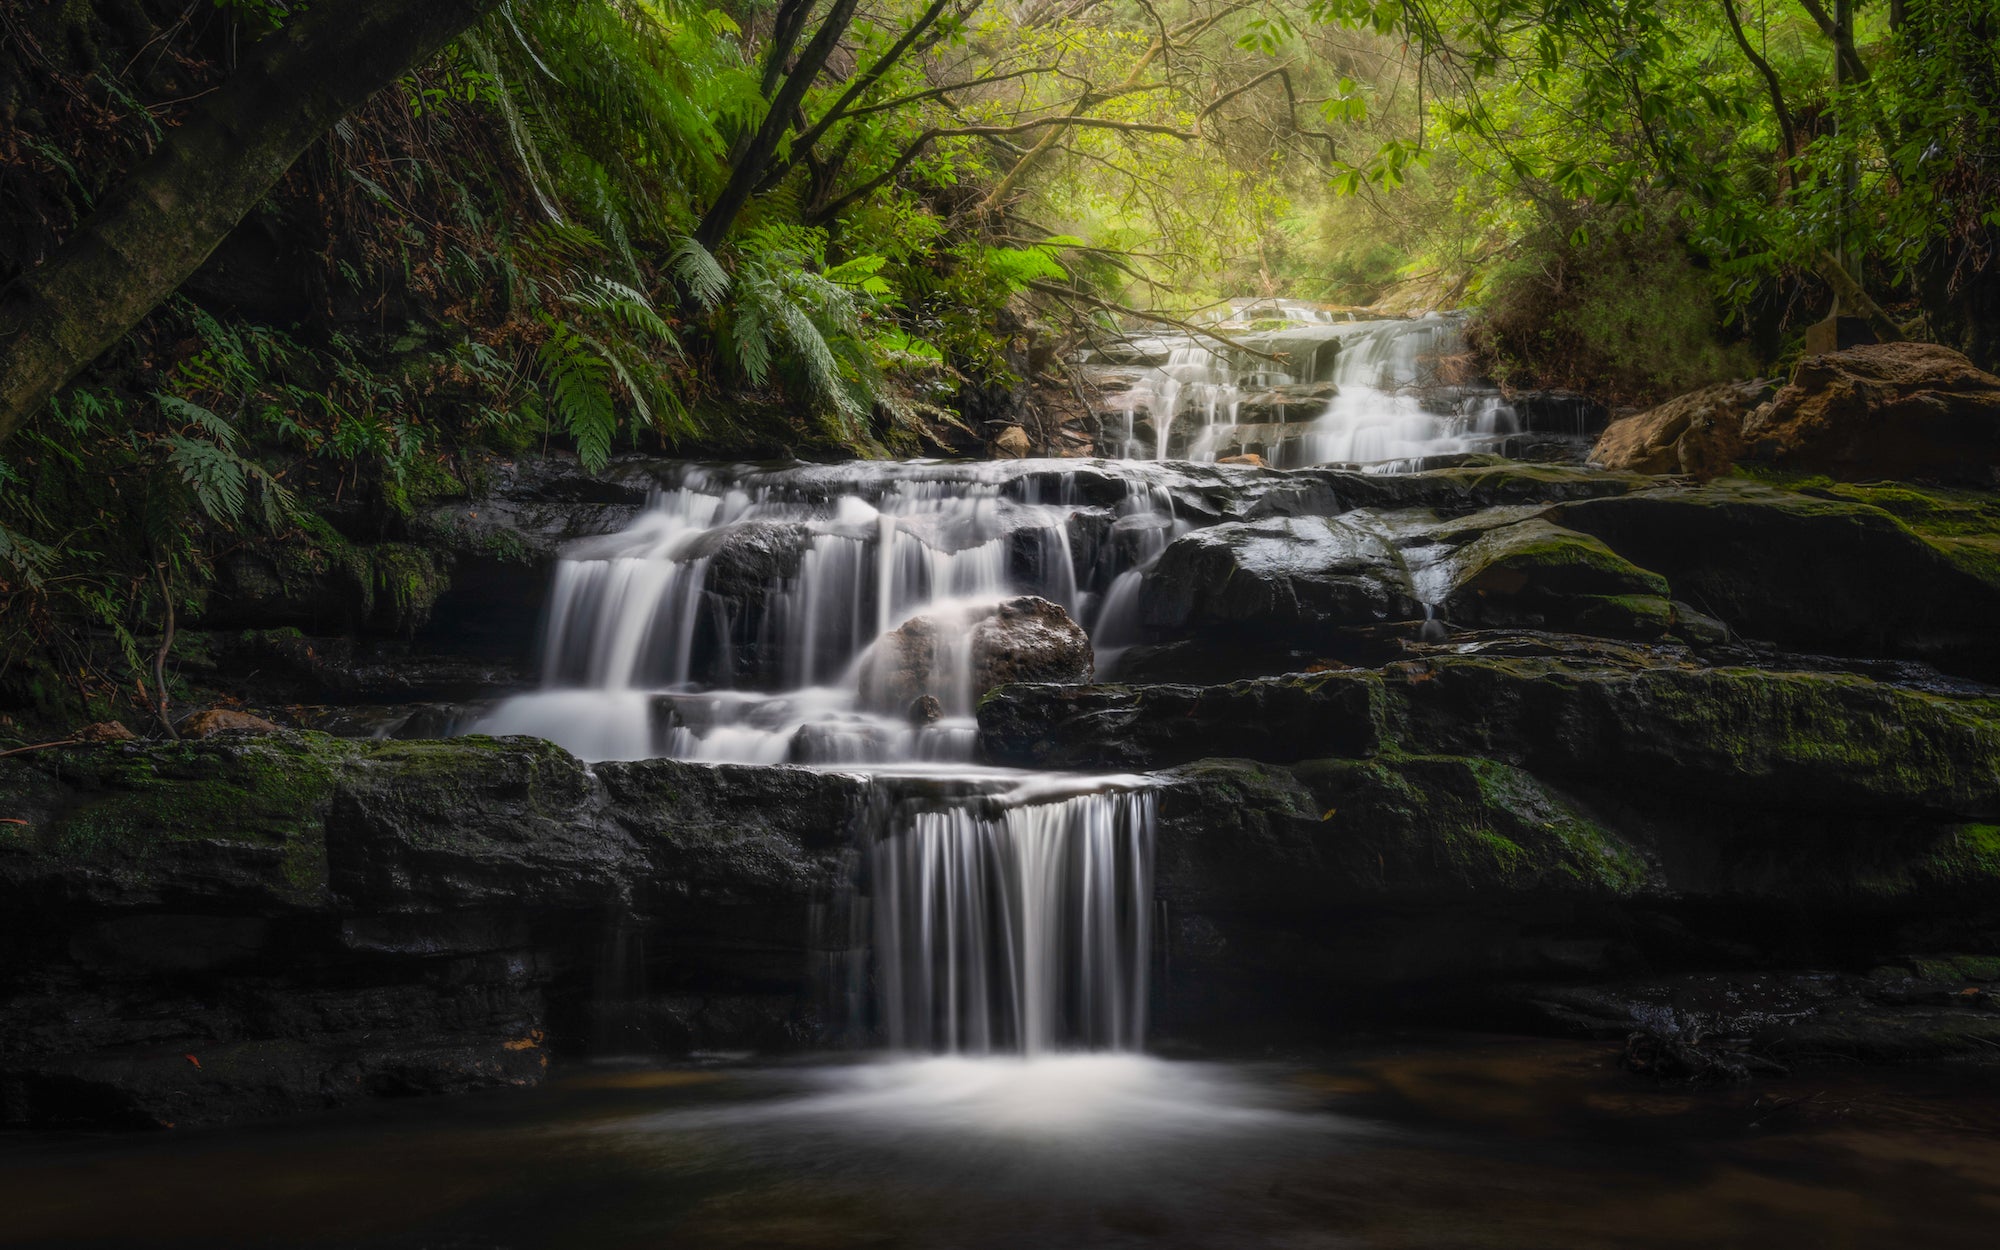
[871,786,1154,1054]
[467,462,1191,1053]
[469,462,1194,766]
[463,308,1536,1056]
[1086,302,1520,467]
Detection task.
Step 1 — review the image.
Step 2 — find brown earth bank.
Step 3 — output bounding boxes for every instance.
[4,451,2000,1130]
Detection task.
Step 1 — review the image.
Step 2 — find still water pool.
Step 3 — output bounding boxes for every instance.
[4,1039,1996,1249]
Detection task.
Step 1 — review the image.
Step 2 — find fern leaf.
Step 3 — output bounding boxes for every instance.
[165,436,247,522]
[156,394,240,446]
[537,323,617,470]
[670,237,731,310]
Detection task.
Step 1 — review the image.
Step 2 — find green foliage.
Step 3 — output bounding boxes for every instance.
[1301,0,2000,366]
[536,320,619,470]
[1471,208,1757,404]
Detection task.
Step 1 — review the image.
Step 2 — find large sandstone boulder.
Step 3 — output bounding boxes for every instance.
[971,595,1093,694]
[1742,343,2000,482]
[1589,380,1772,479]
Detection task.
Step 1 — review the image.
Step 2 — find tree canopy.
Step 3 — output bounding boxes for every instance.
[0,0,1994,723]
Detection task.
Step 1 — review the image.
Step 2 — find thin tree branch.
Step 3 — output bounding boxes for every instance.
[1024,280,1286,362]
[1722,0,1798,164]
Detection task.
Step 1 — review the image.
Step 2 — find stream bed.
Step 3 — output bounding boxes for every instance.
[5,1038,1998,1248]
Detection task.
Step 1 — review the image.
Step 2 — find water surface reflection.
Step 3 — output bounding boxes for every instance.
[4,1040,1997,1249]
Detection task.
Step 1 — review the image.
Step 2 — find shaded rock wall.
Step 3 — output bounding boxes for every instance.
[980,655,2000,1049]
[0,733,865,1128]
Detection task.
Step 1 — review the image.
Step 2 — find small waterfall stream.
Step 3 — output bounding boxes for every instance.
[871,786,1154,1054]
[470,461,1187,1053]
[464,309,1540,1056]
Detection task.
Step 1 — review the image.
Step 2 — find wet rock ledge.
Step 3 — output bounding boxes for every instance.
[979,653,2000,1060]
[0,734,865,1129]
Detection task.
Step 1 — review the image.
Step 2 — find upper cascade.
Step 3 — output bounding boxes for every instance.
[469,460,1214,766]
[1081,303,1521,467]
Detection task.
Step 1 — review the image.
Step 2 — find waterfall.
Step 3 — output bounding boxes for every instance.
[469,462,1185,764]
[466,462,1175,1056]
[870,786,1154,1054]
[1082,304,1526,468]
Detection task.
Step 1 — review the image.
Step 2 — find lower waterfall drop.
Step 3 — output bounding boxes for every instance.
[870,786,1155,1055]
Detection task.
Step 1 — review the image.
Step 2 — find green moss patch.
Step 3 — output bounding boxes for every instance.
[1289,753,1653,896]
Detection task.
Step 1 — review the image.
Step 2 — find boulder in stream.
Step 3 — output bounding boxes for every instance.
[1589,379,1772,479]
[1140,515,1419,639]
[1743,342,2000,483]
[858,595,1091,710]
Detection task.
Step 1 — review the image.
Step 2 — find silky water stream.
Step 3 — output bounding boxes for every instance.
[470,458,1172,1055]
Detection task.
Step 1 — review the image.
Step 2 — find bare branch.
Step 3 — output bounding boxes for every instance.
[1024,280,1287,362]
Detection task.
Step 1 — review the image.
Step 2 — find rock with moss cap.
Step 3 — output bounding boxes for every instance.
[1554,478,2000,680]
[1441,516,1673,638]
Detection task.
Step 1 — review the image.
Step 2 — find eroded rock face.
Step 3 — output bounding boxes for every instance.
[1743,343,2000,482]
[0,735,866,1129]
[1589,380,1772,479]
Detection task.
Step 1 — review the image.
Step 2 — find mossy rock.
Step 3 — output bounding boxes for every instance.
[1386,658,2000,819]
[197,507,453,637]
[0,733,356,905]
[365,543,451,635]
[1153,753,1654,910]
[1329,463,1657,513]
[1556,479,2000,679]
[1290,754,1654,896]
[1443,517,1673,638]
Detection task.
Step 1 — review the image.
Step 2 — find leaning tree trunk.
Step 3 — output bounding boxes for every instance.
[0,0,504,448]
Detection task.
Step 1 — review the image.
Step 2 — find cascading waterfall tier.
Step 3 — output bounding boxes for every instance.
[471,460,1200,764]
[1083,302,1521,468]
[868,784,1155,1054]
[467,461,1188,1055]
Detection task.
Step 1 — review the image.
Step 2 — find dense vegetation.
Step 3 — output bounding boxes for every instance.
[0,0,1994,731]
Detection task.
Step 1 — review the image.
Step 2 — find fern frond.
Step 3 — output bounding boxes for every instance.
[669,237,731,310]
[156,394,240,446]
[0,520,56,591]
[537,321,617,470]
[164,436,247,523]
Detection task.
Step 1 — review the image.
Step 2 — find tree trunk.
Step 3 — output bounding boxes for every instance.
[0,0,504,448]
[694,0,862,250]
